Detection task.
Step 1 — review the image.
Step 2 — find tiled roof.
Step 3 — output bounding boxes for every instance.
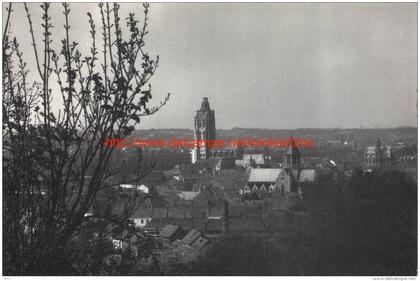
[181,229,202,246]
[248,168,282,182]
[159,224,184,239]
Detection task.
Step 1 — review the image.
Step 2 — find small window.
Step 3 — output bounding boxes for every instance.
[140,219,144,224]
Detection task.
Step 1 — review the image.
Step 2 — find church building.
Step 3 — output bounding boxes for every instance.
[191,97,242,163]
[191,97,216,164]
[366,137,393,169]
[242,140,315,201]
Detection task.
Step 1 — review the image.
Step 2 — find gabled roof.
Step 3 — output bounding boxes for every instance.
[181,229,202,246]
[159,224,184,239]
[248,168,282,183]
[298,169,315,182]
[191,237,209,250]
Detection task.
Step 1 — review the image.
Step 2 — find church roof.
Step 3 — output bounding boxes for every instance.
[248,168,282,183]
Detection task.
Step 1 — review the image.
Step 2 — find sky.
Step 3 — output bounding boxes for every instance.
[4,3,418,129]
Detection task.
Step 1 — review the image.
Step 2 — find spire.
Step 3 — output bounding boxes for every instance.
[201,97,210,111]
[284,135,301,171]
[285,136,300,156]
[376,137,382,167]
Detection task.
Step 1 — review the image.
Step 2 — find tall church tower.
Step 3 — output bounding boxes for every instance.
[191,97,216,163]
[283,139,301,171]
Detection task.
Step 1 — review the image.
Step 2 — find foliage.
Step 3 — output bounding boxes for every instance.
[164,170,417,275]
[3,3,169,275]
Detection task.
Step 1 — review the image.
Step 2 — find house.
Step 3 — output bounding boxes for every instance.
[144,217,206,235]
[166,228,210,263]
[158,224,186,243]
[241,142,315,201]
[298,169,316,183]
[191,236,209,250]
[111,229,143,257]
[207,200,227,219]
[220,158,236,175]
[196,158,222,176]
[137,184,149,193]
[179,229,209,250]
[206,219,224,235]
[163,165,181,179]
[179,191,200,201]
[130,207,168,228]
[366,138,393,168]
[119,184,150,193]
[181,229,202,246]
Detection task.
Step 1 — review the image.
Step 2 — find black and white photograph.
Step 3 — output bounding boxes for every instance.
[2,1,418,277]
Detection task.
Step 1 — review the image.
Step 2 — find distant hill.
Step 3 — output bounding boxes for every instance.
[132,127,417,147]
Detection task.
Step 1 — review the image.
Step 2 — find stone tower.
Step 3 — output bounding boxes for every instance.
[283,138,301,171]
[191,97,216,163]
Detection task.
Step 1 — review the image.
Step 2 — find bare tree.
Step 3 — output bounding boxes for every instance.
[3,2,169,274]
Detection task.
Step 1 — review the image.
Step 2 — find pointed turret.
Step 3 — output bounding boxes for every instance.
[284,137,301,171]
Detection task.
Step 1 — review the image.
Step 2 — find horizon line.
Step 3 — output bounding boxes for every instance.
[135,126,418,131]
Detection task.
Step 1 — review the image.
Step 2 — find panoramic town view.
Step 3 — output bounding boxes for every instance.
[2,2,417,277]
